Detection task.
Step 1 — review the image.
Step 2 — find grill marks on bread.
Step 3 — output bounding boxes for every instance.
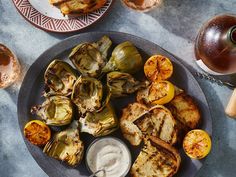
[49,0,107,15]
[120,103,178,146]
[166,92,201,145]
[131,136,181,177]
[49,0,68,5]
[120,103,149,146]
[168,93,201,130]
[59,0,107,15]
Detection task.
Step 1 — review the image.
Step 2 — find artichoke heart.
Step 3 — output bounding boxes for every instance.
[92,35,112,60]
[44,60,78,97]
[69,36,112,78]
[71,76,103,114]
[31,96,73,126]
[102,41,143,74]
[43,122,84,166]
[79,104,118,137]
[107,71,150,97]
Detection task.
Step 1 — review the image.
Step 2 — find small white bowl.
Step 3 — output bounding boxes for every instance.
[85,137,132,177]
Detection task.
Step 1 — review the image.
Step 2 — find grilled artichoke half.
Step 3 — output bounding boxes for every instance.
[69,36,112,78]
[44,60,78,97]
[71,76,104,114]
[31,96,73,126]
[92,35,112,60]
[107,71,149,97]
[102,41,143,74]
[79,104,118,137]
[43,122,84,166]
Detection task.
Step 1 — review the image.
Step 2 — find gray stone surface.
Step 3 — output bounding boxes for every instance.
[0,0,236,177]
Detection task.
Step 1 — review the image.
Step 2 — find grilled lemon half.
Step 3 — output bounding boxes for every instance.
[144,55,173,82]
[24,120,51,146]
[137,80,175,105]
[183,129,211,159]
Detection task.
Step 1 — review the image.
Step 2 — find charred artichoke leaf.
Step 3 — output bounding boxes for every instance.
[71,76,103,114]
[95,85,112,113]
[31,96,73,126]
[69,42,105,78]
[43,121,84,166]
[92,36,112,60]
[107,71,150,97]
[102,41,143,74]
[44,60,78,97]
[79,104,118,137]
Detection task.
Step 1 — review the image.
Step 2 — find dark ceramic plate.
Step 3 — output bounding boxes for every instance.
[18,32,212,177]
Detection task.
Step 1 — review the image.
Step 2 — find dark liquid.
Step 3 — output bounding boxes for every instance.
[0,51,11,65]
[130,0,144,6]
[195,14,236,74]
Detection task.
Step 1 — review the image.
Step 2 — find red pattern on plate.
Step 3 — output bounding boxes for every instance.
[12,0,113,33]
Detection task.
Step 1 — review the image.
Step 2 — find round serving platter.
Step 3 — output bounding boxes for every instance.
[12,0,113,33]
[18,31,212,177]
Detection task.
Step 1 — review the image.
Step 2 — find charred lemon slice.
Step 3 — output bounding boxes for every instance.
[183,129,211,159]
[148,81,175,105]
[144,55,173,82]
[24,120,51,146]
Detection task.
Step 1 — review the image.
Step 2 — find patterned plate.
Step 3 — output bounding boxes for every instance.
[12,0,113,33]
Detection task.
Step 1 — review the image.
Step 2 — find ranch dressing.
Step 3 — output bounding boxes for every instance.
[86,137,131,177]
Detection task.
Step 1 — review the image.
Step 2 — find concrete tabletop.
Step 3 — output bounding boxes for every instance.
[0,0,236,177]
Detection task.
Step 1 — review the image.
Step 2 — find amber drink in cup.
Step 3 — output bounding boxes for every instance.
[121,0,162,12]
[0,44,21,88]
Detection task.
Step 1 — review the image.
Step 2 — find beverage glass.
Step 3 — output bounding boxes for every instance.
[0,44,21,88]
[121,0,162,12]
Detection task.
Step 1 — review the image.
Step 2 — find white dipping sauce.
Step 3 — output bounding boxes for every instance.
[86,137,131,177]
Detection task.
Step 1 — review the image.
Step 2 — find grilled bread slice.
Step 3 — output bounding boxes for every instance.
[131,136,181,177]
[49,0,68,5]
[120,103,149,146]
[120,103,178,146]
[135,105,178,145]
[168,93,201,130]
[59,0,107,15]
[136,85,150,104]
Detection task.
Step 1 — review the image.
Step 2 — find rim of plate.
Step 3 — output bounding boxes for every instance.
[12,0,113,33]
